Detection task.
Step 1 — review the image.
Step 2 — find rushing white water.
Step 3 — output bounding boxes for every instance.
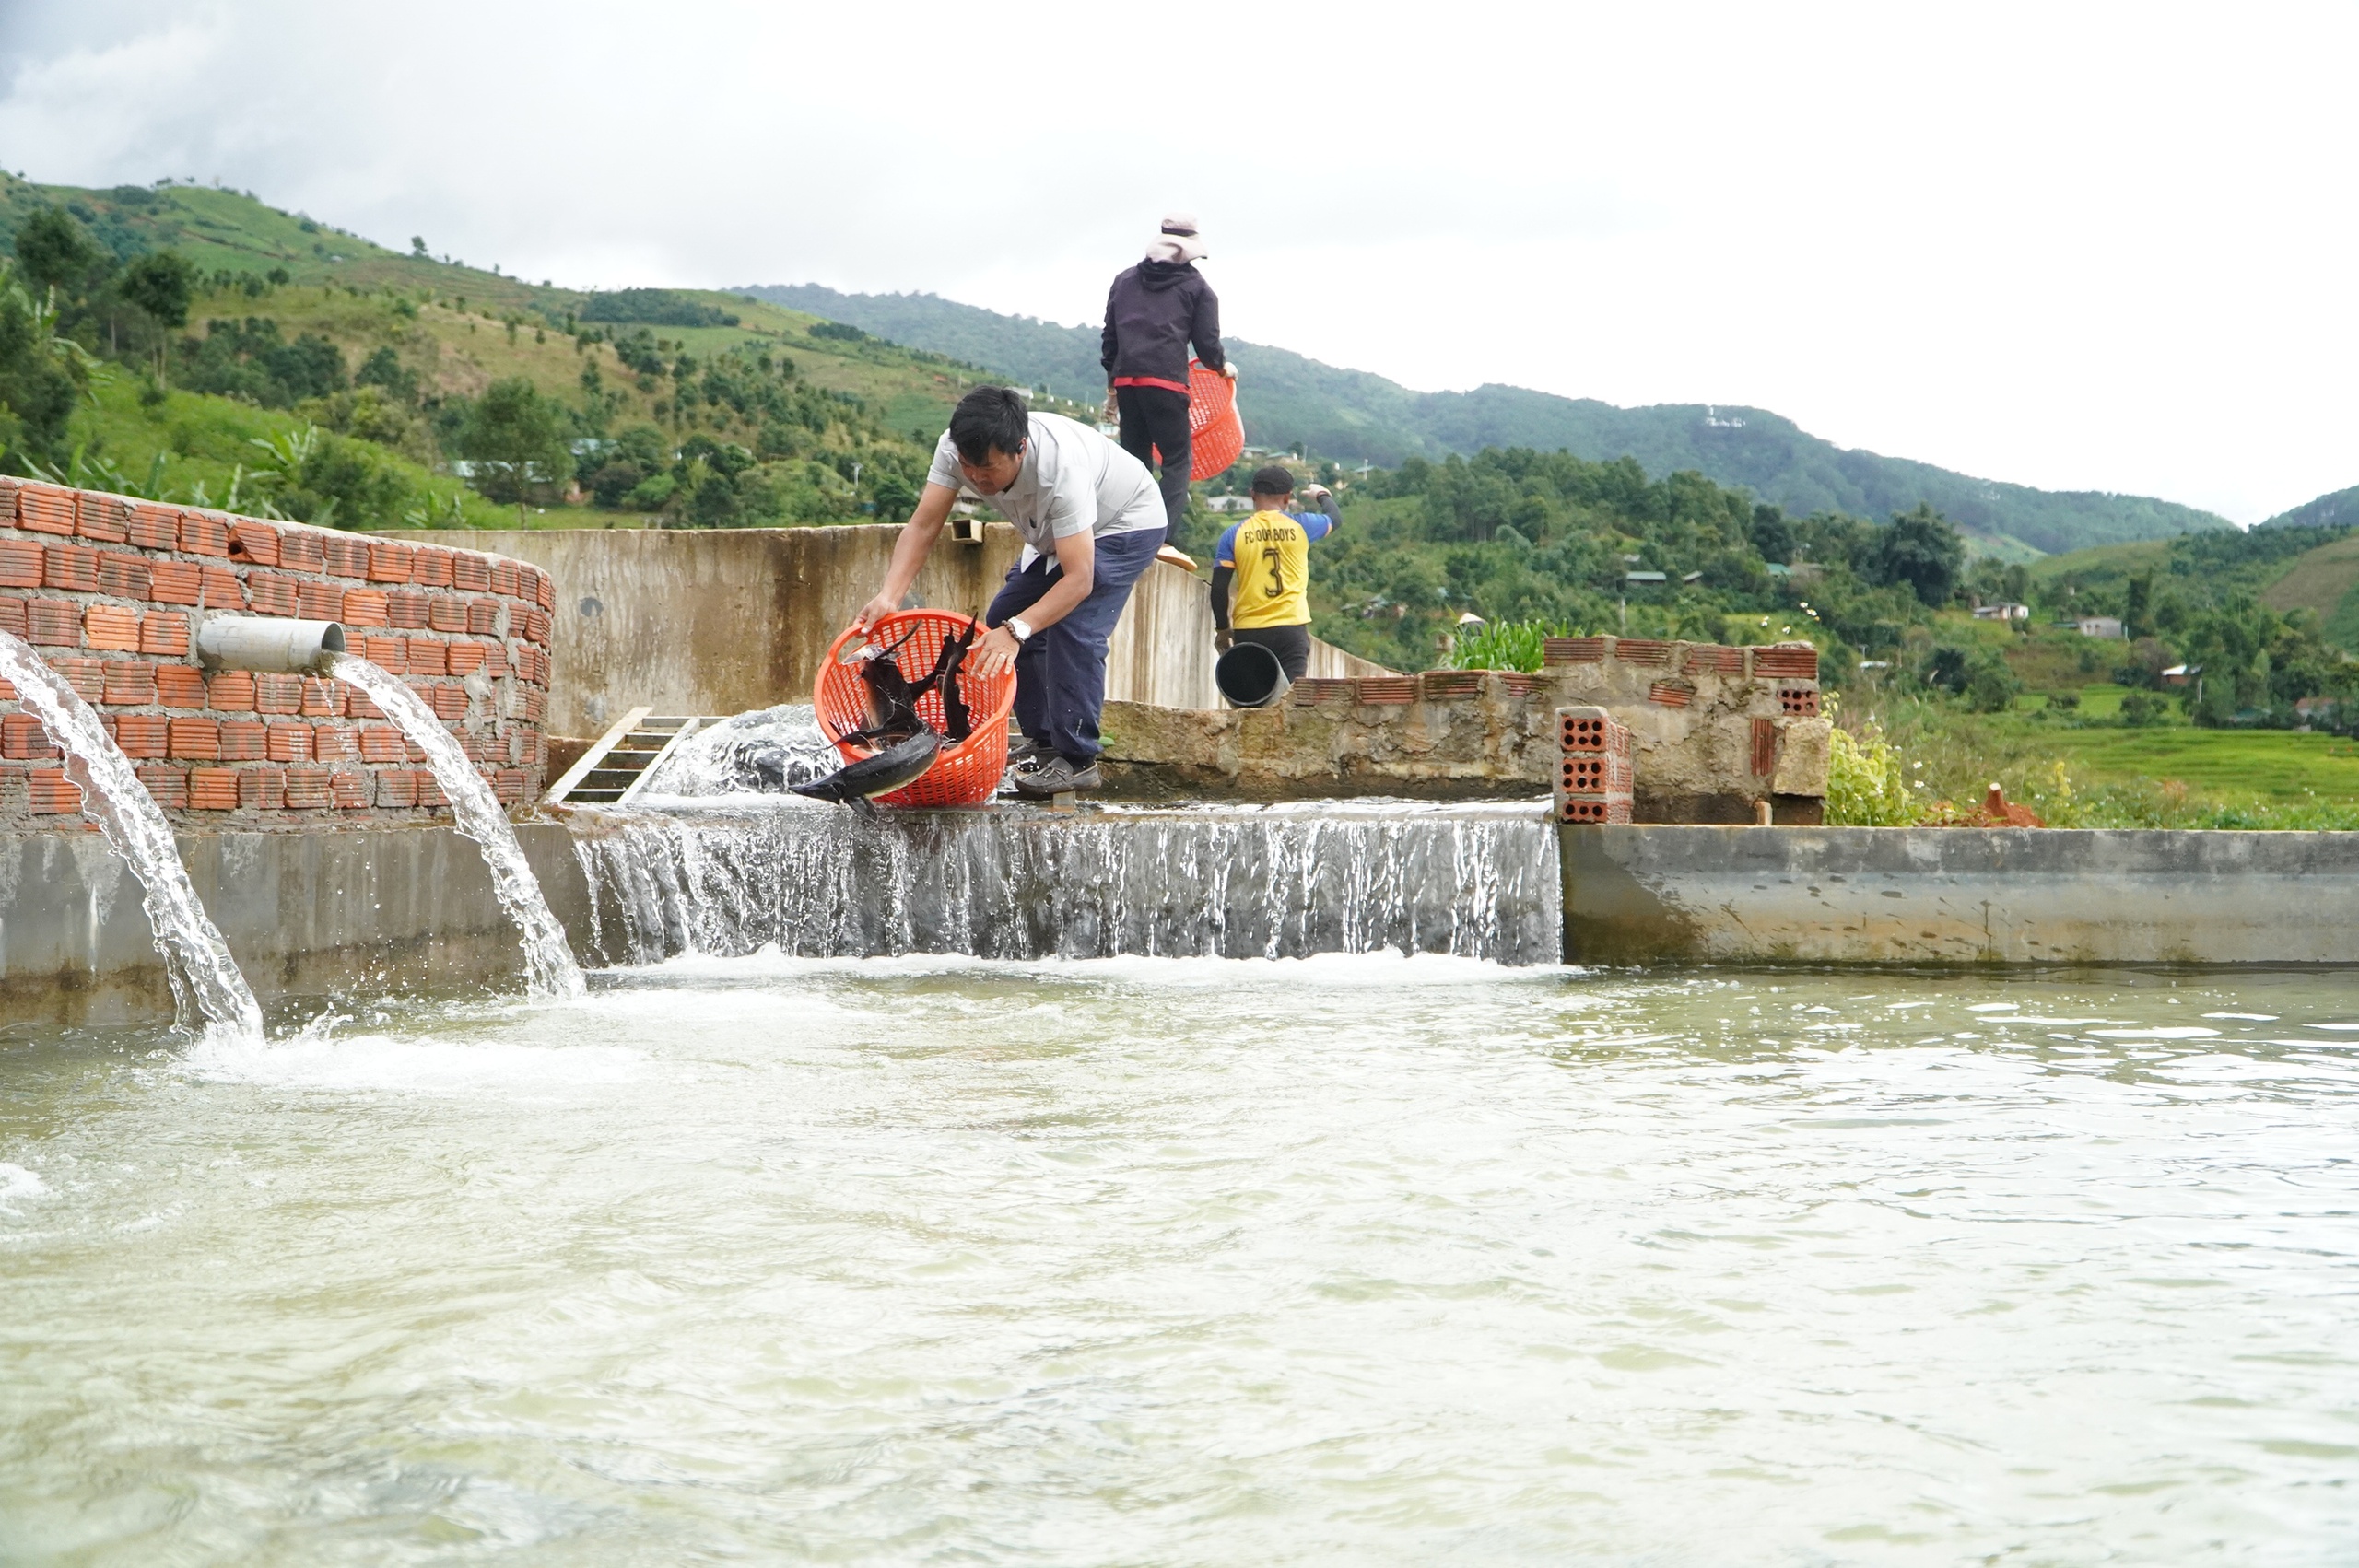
[572,797,1561,965]
[631,702,839,797]
[330,653,584,1000]
[0,631,262,1036]
[3,962,2356,1562]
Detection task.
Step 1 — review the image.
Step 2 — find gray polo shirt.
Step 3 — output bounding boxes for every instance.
[927,412,1164,556]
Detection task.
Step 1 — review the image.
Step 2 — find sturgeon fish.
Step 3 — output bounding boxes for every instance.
[790,727,943,805]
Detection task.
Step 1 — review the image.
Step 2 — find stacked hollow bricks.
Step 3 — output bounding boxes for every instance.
[0,478,555,828]
[1554,707,1634,825]
[1544,635,1819,783]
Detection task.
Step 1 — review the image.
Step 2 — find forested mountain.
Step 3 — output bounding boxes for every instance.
[746,283,2232,557]
[2259,484,2359,531]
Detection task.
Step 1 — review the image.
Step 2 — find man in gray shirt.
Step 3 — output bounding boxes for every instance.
[853,385,1167,796]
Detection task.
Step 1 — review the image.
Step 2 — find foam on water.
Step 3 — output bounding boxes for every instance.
[5,967,2358,1562]
[616,942,1574,991]
[177,1014,642,1093]
[0,1164,46,1209]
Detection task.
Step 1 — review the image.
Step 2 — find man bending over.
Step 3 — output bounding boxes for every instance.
[854,385,1166,798]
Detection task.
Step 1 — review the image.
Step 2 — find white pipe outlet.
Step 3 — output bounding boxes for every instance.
[194,616,346,674]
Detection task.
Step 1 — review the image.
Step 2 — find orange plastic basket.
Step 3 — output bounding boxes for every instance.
[815,610,1016,808]
[1151,360,1247,482]
[1186,359,1245,480]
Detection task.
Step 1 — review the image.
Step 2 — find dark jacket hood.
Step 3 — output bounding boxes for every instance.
[1137,259,1197,291]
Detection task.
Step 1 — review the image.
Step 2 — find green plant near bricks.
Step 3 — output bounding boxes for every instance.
[1446,619,1567,673]
[1825,721,1919,825]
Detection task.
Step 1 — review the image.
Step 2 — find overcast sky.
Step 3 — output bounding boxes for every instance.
[3,1,2353,522]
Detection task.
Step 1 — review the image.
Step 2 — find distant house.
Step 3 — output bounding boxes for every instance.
[2161,663,2201,688]
[1763,563,1791,579]
[1204,496,1254,513]
[2076,616,2125,639]
[1625,570,1668,585]
[1972,602,2030,621]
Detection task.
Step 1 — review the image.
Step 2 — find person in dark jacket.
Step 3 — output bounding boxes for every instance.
[1101,213,1231,531]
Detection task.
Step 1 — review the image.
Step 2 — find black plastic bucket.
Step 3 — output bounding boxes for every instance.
[1215,642,1291,708]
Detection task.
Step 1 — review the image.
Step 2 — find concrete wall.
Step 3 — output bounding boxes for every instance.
[11,812,2355,1028]
[1099,673,1561,799]
[0,824,590,1024]
[470,523,1389,734]
[1561,824,2359,965]
[0,479,555,826]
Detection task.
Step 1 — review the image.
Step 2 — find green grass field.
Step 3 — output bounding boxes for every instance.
[1849,689,2359,828]
[2020,723,2359,801]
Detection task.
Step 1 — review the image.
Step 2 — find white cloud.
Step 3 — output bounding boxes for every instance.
[2,0,2353,521]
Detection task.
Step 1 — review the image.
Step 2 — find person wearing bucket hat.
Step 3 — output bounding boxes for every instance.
[1101,213,1230,532]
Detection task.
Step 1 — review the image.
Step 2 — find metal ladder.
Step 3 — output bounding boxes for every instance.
[542,709,717,806]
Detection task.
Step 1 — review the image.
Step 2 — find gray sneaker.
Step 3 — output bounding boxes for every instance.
[1014,754,1102,797]
[1007,737,1057,772]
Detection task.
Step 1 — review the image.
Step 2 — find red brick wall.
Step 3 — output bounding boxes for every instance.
[0,479,555,827]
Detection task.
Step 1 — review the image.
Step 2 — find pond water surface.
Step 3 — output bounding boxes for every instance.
[3,956,2354,1564]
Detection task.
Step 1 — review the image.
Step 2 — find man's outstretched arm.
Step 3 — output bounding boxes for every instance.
[853,482,957,633]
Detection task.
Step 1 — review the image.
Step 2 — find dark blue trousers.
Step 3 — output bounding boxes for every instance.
[987,527,1165,763]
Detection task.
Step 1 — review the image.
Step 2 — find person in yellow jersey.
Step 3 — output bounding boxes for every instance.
[1210,465,1341,679]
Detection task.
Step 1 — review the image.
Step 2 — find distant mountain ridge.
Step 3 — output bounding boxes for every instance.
[2260,484,2359,530]
[745,282,2232,556]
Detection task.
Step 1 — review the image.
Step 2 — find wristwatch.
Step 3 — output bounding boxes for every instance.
[1007,616,1034,642]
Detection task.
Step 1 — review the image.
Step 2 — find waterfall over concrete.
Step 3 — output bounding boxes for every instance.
[570,797,1562,966]
[331,654,585,1000]
[0,632,263,1036]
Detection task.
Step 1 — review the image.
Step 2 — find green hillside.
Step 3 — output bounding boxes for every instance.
[0,175,1104,532]
[745,282,2233,556]
[2033,523,2359,648]
[2256,532,2359,651]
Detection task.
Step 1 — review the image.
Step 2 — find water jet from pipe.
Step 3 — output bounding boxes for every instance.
[328,653,584,1000]
[0,630,263,1037]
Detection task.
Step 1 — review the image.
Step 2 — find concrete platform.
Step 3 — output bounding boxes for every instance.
[1561,824,2359,966]
[0,824,591,1024]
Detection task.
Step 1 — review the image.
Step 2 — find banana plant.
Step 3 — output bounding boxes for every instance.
[401,490,471,529]
[0,262,106,385]
[237,425,323,521]
[184,462,267,517]
[23,443,173,501]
